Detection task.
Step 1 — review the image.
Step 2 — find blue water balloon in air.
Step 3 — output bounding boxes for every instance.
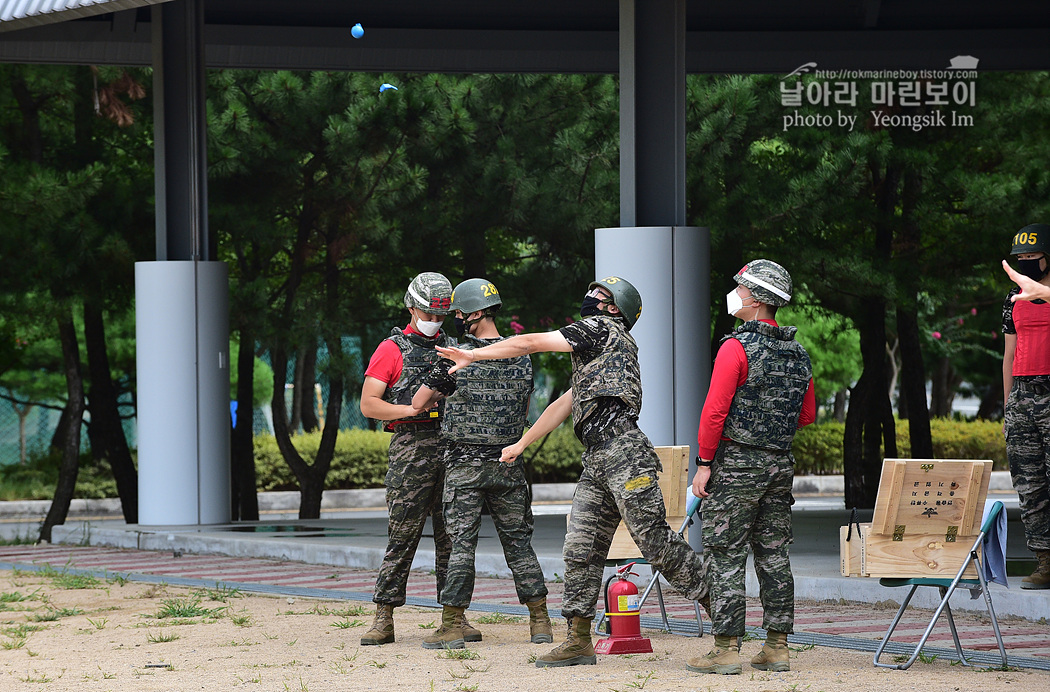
[379,83,398,93]
[351,23,364,39]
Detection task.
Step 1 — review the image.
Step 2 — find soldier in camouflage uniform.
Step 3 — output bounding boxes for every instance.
[409,278,552,649]
[1002,225,1050,590]
[690,260,816,675]
[358,272,457,646]
[438,276,709,669]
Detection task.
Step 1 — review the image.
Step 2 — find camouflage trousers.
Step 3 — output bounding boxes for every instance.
[701,441,795,636]
[439,442,547,607]
[373,426,451,607]
[1005,382,1050,551]
[561,427,706,619]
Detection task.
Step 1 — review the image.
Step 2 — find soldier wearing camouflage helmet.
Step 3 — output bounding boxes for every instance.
[1002,223,1050,591]
[689,259,816,675]
[409,278,552,650]
[359,272,457,646]
[436,276,709,669]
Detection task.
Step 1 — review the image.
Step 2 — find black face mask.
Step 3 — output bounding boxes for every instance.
[1018,258,1047,281]
[580,295,604,318]
[453,317,468,337]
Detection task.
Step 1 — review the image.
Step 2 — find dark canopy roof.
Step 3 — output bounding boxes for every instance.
[2,1,1048,73]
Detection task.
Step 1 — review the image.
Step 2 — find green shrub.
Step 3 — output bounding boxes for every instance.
[253,424,586,490]
[791,418,1007,474]
[254,430,391,490]
[0,451,119,501]
[521,424,584,484]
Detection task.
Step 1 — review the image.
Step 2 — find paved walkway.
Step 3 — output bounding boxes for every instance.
[1,543,1047,671]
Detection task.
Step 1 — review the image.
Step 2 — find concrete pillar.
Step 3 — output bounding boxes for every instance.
[139,0,230,525]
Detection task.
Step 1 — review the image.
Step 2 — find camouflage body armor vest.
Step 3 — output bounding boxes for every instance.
[722,320,812,451]
[381,327,450,429]
[570,316,642,433]
[442,334,533,445]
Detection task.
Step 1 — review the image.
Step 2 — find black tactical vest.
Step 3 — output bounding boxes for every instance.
[441,334,533,445]
[721,320,812,451]
[569,316,642,430]
[381,327,449,427]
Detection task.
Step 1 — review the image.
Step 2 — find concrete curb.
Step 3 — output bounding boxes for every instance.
[0,472,1017,518]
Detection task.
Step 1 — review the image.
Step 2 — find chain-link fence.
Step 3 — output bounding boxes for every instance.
[0,337,371,467]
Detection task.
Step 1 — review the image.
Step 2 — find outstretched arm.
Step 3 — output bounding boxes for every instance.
[438,331,572,373]
[500,390,573,463]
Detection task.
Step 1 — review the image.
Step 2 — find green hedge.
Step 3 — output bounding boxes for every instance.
[791,418,1007,475]
[253,423,586,490]
[4,417,1005,500]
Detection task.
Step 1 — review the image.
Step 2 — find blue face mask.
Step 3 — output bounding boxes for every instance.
[453,317,467,337]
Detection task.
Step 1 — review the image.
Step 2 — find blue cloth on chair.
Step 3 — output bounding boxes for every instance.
[980,499,1009,589]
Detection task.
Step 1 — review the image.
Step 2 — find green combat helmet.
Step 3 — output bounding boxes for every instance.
[733,259,792,307]
[450,278,502,314]
[404,272,453,315]
[1011,223,1050,255]
[589,276,642,330]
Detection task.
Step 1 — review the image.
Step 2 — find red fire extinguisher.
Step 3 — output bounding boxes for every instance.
[594,562,653,655]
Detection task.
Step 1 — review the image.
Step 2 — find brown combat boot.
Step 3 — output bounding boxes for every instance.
[526,597,553,643]
[422,606,465,649]
[750,630,790,671]
[360,604,395,646]
[535,617,597,667]
[686,635,743,675]
[1021,550,1050,590]
[457,610,482,642]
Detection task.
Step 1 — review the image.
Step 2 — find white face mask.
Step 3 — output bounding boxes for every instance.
[726,289,743,316]
[415,318,442,337]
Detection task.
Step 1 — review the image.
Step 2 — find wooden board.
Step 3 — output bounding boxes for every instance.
[871,459,992,539]
[567,445,692,562]
[840,523,866,577]
[607,516,686,561]
[859,524,979,579]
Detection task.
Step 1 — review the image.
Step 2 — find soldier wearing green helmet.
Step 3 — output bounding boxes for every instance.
[358,271,456,646]
[409,278,552,650]
[436,276,708,670]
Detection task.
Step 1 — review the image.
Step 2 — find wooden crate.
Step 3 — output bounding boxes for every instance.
[871,459,991,539]
[567,445,692,561]
[840,459,991,579]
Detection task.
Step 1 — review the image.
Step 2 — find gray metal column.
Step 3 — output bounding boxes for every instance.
[138,0,230,525]
[618,0,709,551]
[152,0,212,261]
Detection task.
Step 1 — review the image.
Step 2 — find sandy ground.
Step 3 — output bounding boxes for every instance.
[0,569,1046,692]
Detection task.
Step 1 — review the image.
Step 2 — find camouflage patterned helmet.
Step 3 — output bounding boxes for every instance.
[404,272,453,315]
[1011,224,1050,256]
[734,259,792,307]
[588,276,642,329]
[451,278,502,315]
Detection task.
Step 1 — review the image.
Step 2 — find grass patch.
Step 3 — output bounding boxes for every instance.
[147,630,181,643]
[153,597,226,620]
[474,611,523,625]
[38,565,102,590]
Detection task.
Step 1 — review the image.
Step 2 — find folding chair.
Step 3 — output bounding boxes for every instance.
[873,500,1008,670]
[596,495,704,637]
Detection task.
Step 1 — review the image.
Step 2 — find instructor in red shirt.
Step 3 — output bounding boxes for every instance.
[689,259,815,675]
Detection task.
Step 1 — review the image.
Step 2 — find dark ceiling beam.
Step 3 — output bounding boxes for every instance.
[862,0,883,29]
[1,24,1047,72]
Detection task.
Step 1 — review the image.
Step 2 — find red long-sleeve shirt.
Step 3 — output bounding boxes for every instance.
[697,319,816,459]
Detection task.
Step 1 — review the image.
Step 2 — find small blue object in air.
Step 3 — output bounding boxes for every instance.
[379,83,398,93]
[351,23,364,39]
